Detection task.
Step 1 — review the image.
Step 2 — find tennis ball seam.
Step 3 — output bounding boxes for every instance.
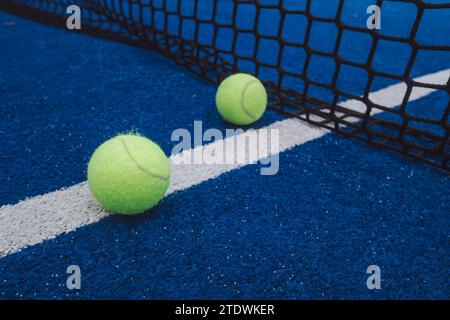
[118,137,169,182]
[240,79,260,121]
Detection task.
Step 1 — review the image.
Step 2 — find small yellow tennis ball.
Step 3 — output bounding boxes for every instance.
[216,73,267,125]
[87,134,170,215]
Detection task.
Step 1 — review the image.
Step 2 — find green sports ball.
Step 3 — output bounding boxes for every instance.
[87,134,170,215]
[216,73,268,125]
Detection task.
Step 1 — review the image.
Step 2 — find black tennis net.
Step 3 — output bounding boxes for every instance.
[1,0,449,171]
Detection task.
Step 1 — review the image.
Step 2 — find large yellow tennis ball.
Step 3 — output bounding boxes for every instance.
[87,134,170,215]
[216,73,267,125]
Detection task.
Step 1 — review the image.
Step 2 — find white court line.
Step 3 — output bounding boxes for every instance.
[0,69,448,258]
[342,69,449,115]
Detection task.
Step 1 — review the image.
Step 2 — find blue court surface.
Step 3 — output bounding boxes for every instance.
[0,1,449,300]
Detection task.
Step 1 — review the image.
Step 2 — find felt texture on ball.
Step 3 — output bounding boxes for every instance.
[216,73,267,125]
[87,134,170,215]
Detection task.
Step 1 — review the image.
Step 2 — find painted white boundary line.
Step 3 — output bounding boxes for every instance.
[0,69,448,258]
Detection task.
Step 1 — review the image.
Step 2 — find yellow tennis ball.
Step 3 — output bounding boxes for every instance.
[87,134,170,215]
[216,73,267,125]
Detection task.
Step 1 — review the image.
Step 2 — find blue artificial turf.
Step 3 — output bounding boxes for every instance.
[0,133,448,299]
[0,3,449,300]
[0,11,283,206]
[1,3,449,207]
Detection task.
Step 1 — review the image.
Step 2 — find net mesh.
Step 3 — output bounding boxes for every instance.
[1,0,449,171]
